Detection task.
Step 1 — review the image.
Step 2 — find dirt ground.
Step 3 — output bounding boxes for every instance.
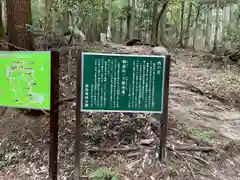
[0,44,240,180]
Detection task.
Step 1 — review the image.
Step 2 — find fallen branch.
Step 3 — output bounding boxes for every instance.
[0,107,7,119]
[87,144,215,153]
[87,147,140,153]
[0,40,28,51]
[184,83,229,104]
[57,96,76,105]
[168,145,215,152]
[41,109,50,116]
[183,153,210,165]
[175,151,197,180]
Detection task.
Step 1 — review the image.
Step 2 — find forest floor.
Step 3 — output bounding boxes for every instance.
[0,42,240,180]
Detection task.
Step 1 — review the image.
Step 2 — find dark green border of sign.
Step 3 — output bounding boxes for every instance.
[80,52,166,114]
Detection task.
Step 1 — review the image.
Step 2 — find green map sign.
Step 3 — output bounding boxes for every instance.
[81,53,166,113]
[0,51,51,109]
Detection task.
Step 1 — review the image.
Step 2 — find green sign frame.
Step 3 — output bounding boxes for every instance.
[0,51,51,110]
[80,52,167,113]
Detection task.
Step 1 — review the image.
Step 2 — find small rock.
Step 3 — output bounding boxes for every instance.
[151,46,168,55]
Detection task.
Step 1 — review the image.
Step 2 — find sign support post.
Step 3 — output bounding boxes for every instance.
[159,55,171,162]
[49,51,60,180]
[75,54,83,180]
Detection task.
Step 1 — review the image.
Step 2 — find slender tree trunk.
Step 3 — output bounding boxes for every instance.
[101,0,108,33]
[212,0,220,53]
[119,18,123,43]
[159,9,166,45]
[184,2,193,47]
[6,0,34,50]
[193,3,202,50]
[107,0,112,41]
[125,0,131,41]
[0,1,4,40]
[179,0,185,47]
[151,1,168,46]
[205,6,212,51]
[52,8,56,40]
[155,1,168,43]
[44,0,53,31]
[150,0,158,46]
[237,5,240,26]
[129,0,135,39]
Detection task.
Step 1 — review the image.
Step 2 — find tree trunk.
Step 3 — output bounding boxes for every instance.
[179,0,185,47]
[6,0,34,50]
[129,0,135,39]
[159,9,166,45]
[193,3,202,50]
[151,1,168,46]
[44,0,53,31]
[125,0,131,41]
[150,0,159,46]
[205,6,212,51]
[184,2,193,47]
[212,0,220,53]
[101,0,108,33]
[1,0,6,33]
[237,5,240,26]
[107,0,112,41]
[119,18,123,43]
[0,1,4,40]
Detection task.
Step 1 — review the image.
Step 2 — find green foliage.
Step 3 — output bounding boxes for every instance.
[89,167,119,180]
[189,128,215,140]
[224,23,240,48]
[31,0,43,28]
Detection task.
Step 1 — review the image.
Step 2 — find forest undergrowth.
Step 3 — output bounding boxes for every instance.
[0,43,240,180]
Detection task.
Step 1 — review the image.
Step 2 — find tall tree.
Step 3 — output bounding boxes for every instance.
[184,1,193,47]
[129,0,136,39]
[179,0,185,47]
[193,2,202,50]
[107,0,112,41]
[151,0,168,46]
[205,5,212,51]
[125,0,131,41]
[150,0,159,45]
[0,1,4,40]
[212,0,220,53]
[6,0,34,50]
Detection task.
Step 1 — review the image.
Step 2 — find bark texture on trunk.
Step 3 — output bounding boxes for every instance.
[6,0,34,50]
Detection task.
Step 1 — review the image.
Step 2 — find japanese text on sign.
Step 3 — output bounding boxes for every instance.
[81,53,166,113]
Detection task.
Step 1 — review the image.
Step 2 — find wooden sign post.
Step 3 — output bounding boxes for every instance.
[49,51,60,180]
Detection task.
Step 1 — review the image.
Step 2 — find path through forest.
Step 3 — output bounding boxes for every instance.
[0,44,240,180]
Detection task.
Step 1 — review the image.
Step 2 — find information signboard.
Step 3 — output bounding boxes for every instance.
[81,52,166,113]
[0,51,51,109]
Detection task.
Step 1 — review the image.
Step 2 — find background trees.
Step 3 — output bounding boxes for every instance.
[0,0,239,53]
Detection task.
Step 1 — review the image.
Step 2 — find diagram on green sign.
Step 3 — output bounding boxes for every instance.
[0,52,51,109]
[6,60,44,105]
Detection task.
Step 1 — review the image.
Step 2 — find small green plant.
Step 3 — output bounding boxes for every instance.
[190,128,215,141]
[89,167,119,180]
